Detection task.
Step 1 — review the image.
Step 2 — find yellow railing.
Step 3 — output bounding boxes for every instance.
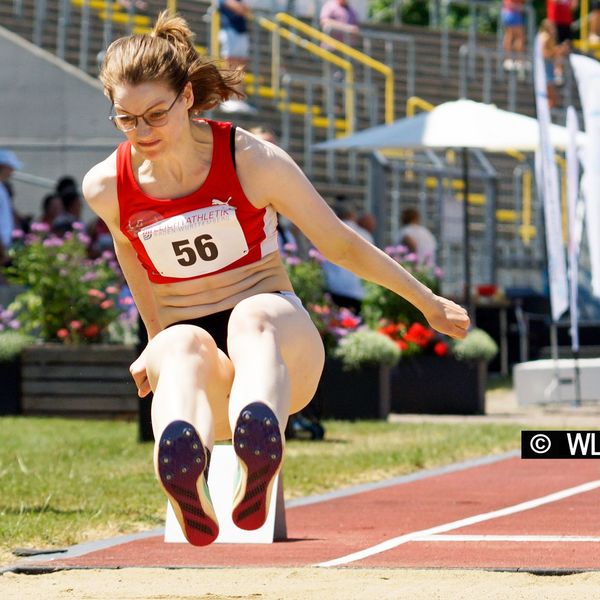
[256,16,355,134]
[210,0,220,59]
[208,9,353,133]
[406,96,434,117]
[554,155,569,244]
[275,13,394,125]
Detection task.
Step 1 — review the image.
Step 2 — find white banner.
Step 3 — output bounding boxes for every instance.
[570,53,600,299]
[566,107,580,352]
[534,35,569,322]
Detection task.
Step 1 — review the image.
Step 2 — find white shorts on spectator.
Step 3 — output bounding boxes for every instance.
[164,444,287,544]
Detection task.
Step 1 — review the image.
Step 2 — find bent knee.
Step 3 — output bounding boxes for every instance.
[228,302,276,338]
[145,325,219,366]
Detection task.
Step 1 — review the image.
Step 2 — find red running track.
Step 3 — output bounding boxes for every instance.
[18,454,600,571]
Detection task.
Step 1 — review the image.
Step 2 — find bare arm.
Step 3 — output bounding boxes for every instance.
[320,18,359,34]
[82,158,162,341]
[237,134,470,339]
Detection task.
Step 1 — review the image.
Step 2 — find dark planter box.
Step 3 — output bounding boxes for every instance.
[21,344,137,416]
[0,358,21,415]
[391,356,487,415]
[310,357,391,420]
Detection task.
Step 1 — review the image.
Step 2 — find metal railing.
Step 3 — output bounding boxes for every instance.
[256,15,356,135]
[440,0,535,78]
[279,12,395,124]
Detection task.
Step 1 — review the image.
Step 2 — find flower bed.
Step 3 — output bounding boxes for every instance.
[283,243,498,418]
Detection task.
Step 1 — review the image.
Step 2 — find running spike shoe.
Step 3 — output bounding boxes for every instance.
[158,420,219,546]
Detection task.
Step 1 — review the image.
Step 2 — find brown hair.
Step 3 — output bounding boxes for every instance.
[99,11,241,112]
[401,207,419,225]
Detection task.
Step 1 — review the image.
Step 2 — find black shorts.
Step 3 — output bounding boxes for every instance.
[556,23,572,44]
[167,308,234,357]
[165,291,304,359]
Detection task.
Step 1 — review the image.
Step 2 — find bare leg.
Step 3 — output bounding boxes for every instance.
[503,28,515,54]
[226,293,324,529]
[514,27,525,54]
[227,293,324,435]
[143,325,234,544]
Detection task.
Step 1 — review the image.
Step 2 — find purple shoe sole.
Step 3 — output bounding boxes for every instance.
[158,420,218,546]
[232,402,283,531]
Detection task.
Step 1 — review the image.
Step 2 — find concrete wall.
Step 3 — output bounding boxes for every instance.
[0,25,122,222]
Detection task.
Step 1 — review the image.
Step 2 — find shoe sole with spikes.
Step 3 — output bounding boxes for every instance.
[157,420,219,546]
[232,402,283,531]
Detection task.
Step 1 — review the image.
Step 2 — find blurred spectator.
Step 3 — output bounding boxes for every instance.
[322,202,369,313]
[52,190,83,236]
[395,207,437,265]
[38,193,64,227]
[218,0,256,114]
[55,175,79,197]
[3,180,32,235]
[118,0,147,10]
[546,0,578,85]
[320,0,360,49]
[88,217,114,258]
[356,211,376,245]
[501,0,526,71]
[250,126,300,252]
[538,20,562,108]
[590,2,600,43]
[0,150,23,264]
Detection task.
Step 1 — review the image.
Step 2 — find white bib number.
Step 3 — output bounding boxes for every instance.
[138,203,249,278]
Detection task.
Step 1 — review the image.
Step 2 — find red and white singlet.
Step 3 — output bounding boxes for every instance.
[116,119,278,284]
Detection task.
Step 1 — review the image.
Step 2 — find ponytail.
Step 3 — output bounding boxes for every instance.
[100,11,242,111]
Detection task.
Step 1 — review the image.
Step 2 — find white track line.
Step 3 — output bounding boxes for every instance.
[315,479,600,567]
[415,534,600,543]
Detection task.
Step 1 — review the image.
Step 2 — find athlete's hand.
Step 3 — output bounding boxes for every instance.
[422,295,470,340]
[130,352,152,398]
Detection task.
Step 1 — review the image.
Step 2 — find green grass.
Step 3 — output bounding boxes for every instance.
[0,416,522,565]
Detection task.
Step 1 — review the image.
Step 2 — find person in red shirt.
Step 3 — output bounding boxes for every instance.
[83,11,470,547]
[546,0,578,84]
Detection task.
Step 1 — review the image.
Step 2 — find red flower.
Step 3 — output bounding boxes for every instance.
[57,328,69,339]
[404,323,435,347]
[433,341,449,356]
[83,324,100,339]
[340,316,359,329]
[378,323,401,338]
[395,339,407,351]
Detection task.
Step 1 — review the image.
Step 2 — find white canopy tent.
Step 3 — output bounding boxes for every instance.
[314,99,584,306]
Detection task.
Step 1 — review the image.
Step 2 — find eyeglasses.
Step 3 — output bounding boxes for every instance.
[109,88,183,132]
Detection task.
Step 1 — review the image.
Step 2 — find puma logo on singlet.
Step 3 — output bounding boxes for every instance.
[211,197,235,207]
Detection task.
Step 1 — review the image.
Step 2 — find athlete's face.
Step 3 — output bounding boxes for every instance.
[111,81,193,157]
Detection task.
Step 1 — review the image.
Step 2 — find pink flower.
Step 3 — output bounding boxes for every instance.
[308,248,324,262]
[31,222,50,233]
[57,329,69,339]
[100,300,114,310]
[105,286,119,295]
[69,320,82,330]
[88,289,106,299]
